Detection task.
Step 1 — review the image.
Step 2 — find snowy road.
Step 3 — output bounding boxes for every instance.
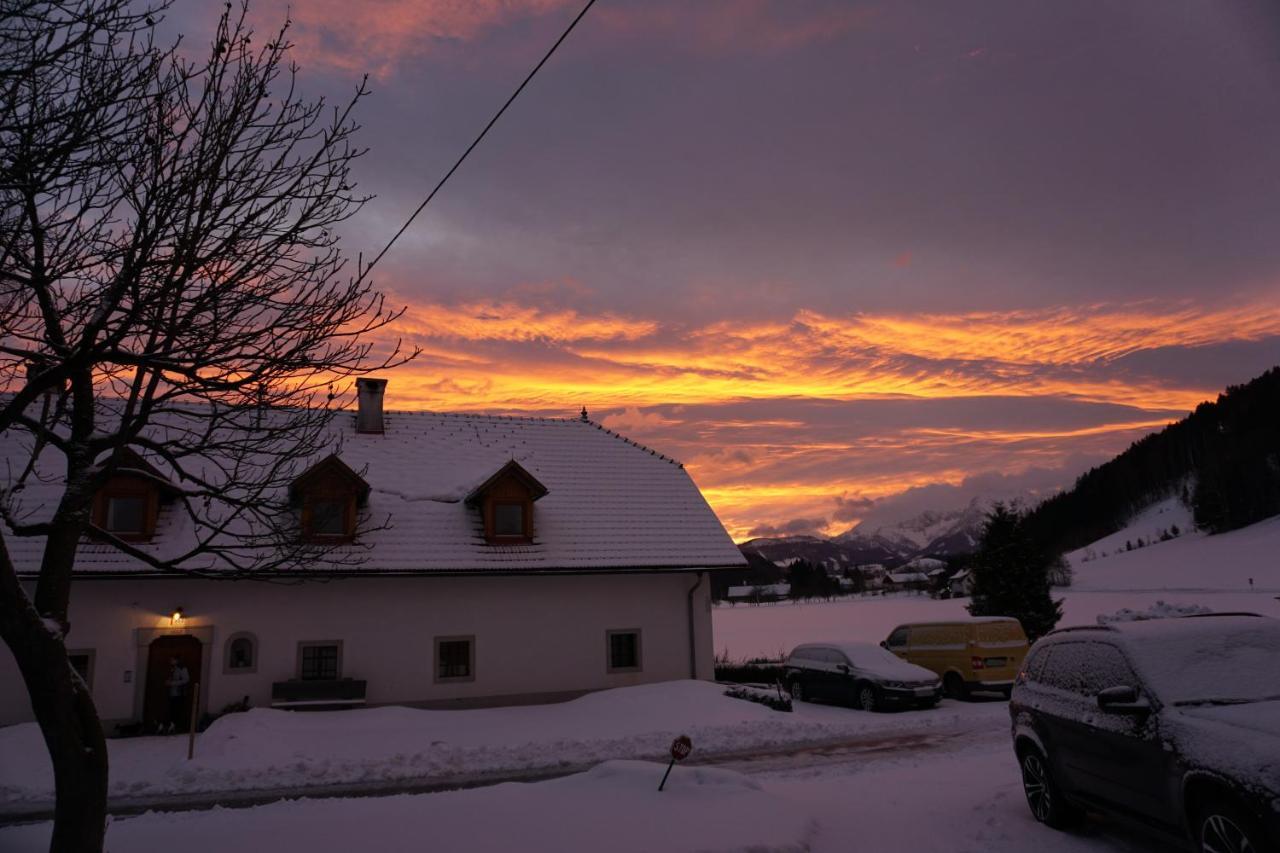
[704,699,1165,853]
[0,702,1168,852]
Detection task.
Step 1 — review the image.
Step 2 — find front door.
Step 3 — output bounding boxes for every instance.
[143,635,202,732]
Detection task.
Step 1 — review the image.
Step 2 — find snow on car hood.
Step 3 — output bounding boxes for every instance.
[834,644,939,682]
[1166,700,1280,796]
[1178,700,1280,739]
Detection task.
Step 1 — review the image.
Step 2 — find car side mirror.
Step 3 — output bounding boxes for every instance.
[878,641,888,649]
[837,664,850,674]
[1097,685,1150,715]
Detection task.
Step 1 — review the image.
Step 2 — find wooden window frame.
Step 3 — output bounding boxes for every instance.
[487,499,531,543]
[300,492,357,543]
[433,635,476,683]
[296,640,343,681]
[92,479,159,541]
[223,631,259,675]
[606,629,643,674]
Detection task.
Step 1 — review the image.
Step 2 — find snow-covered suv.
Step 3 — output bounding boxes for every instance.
[1009,614,1280,852]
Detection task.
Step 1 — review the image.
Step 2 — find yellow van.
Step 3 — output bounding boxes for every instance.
[881,617,1028,699]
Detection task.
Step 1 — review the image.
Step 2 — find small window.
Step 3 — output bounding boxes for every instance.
[105,495,147,534]
[68,650,94,693]
[299,642,341,680]
[434,636,475,682]
[886,627,909,648]
[493,502,525,537]
[225,633,257,674]
[308,498,349,538]
[607,630,642,672]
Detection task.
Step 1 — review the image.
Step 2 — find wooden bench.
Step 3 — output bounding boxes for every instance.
[270,678,367,711]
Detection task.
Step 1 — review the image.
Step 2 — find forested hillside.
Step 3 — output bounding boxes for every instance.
[1024,366,1280,555]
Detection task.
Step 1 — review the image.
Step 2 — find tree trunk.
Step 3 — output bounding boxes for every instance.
[0,540,107,853]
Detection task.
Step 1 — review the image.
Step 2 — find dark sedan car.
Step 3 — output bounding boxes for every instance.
[1010,614,1280,852]
[784,642,942,711]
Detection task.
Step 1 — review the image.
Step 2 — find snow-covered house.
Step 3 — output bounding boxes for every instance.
[883,571,930,592]
[854,563,886,590]
[0,381,746,728]
[948,569,975,597]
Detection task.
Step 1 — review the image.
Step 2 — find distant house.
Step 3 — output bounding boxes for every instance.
[725,582,791,603]
[884,571,930,592]
[0,381,746,728]
[948,569,975,597]
[855,563,887,590]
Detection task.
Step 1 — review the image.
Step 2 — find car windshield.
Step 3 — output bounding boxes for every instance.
[1123,620,1280,706]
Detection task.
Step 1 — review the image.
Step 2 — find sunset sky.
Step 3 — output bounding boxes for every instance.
[173,0,1280,541]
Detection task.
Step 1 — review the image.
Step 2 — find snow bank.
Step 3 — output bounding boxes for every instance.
[0,680,1001,806]
[1097,600,1212,623]
[0,760,815,853]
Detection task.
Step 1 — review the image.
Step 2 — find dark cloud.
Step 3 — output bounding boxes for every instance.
[747,517,829,539]
[832,493,875,522]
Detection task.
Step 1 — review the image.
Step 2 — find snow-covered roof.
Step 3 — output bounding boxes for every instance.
[886,571,929,583]
[1,409,746,576]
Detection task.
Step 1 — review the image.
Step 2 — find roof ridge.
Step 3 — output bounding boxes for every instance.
[584,420,683,469]
[375,409,577,423]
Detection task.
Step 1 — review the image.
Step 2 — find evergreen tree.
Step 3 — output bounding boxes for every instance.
[967,504,1063,641]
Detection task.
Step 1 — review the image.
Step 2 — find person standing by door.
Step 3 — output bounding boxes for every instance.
[164,657,190,734]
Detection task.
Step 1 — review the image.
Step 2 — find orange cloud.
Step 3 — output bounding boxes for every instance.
[363,294,1280,538]
[258,0,876,78]
[255,0,578,76]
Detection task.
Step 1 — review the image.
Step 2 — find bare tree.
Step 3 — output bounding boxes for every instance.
[0,2,414,850]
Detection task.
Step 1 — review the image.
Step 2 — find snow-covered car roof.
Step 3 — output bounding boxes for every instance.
[1,409,747,576]
[1048,614,1280,706]
[792,642,939,682]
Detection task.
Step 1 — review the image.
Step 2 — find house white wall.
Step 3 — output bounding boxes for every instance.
[0,572,716,728]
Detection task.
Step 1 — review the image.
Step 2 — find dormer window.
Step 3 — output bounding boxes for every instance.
[493,502,527,538]
[465,460,548,545]
[105,495,147,535]
[91,449,172,541]
[290,455,371,543]
[309,498,349,538]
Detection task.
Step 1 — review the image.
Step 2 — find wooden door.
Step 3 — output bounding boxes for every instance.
[143,635,202,730]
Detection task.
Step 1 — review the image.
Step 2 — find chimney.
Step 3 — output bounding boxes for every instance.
[356,378,388,434]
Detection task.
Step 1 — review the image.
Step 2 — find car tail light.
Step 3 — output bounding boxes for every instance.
[971,656,985,670]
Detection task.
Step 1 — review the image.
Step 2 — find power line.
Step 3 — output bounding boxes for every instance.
[361,0,600,278]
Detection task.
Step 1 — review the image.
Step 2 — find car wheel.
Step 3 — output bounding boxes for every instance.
[944,672,968,700]
[857,684,879,712]
[1197,800,1269,853]
[789,680,805,702]
[1019,747,1082,830]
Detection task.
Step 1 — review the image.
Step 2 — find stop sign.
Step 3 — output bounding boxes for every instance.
[670,735,693,762]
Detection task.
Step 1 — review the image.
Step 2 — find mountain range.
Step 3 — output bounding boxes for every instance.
[740,499,989,569]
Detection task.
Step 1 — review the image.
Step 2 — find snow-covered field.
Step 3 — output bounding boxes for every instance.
[715,507,1280,661]
[0,680,1007,808]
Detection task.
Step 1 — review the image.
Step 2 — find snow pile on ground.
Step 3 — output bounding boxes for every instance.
[1097,600,1212,623]
[0,680,1002,806]
[0,760,816,853]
